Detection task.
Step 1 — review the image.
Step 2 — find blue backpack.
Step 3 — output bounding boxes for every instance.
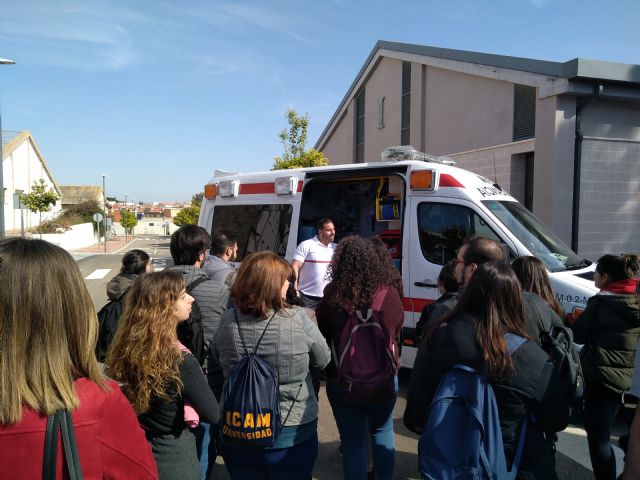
[220,310,281,447]
[419,334,528,480]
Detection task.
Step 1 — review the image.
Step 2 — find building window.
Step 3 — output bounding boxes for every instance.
[401,61,411,145]
[513,84,536,141]
[355,89,365,163]
[378,96,385,129]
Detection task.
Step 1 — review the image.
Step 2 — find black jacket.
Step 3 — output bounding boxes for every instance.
[404,314,570,480]
[522,292,565,347]
[571,292,640,393]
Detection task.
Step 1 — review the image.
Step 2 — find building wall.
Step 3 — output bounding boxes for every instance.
[323,105,354,166]
[423,67,514,155]
[532,94,576,246]
[2,138,61,233]
[577,101,640,259]
[447,139,535,202]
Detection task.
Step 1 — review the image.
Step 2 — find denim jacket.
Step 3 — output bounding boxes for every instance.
[210,306,331,427]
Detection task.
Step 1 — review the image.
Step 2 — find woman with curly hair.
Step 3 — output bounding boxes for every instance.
[316,236,404,480]
[571,254,640,480]
[107,271,219,480]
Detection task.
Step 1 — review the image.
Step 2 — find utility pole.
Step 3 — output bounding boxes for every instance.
[102,174,108,253]
[0,57,16,238]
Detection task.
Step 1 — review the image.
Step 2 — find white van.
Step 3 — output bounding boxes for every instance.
[199,147,596,367]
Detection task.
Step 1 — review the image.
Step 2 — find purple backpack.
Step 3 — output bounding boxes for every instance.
[334,287,397,403]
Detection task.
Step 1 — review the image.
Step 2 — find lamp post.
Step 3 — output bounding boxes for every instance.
[0,56,16,238]
[124,193,129,242]
[102,174,108,253]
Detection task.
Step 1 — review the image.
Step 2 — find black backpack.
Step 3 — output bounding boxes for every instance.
[176,276,209,366]
[541,325,585,408]
[96,293,126,362]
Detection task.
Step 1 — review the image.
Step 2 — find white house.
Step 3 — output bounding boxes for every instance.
[1,130,62,233]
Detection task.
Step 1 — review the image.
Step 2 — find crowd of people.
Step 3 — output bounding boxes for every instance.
[1,219,639,480]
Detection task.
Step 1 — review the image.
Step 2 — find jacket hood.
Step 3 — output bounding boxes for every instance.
[593,293,640,326]
[106,273,138,300]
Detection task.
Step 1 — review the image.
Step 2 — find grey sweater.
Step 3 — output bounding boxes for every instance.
[210,306,331,427]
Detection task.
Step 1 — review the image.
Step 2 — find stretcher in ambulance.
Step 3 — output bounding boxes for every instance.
[199,146,597,368]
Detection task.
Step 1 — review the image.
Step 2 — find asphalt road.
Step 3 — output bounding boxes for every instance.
[75,236,624,479]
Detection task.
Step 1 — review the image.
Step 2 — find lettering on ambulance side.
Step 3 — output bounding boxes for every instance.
[477,185,506,197]
[475,174,507,197]
[555,293,589,305]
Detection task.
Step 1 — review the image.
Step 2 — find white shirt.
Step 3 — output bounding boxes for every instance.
[630,341,640,397]
[292,236,336,297]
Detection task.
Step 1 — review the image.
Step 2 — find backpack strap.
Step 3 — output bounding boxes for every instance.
[504,333,527,355]
[233,309,277,356]
[371,286,388,311]
[503,332,529,480]
[186,275,209,293]
[508,416,528,480]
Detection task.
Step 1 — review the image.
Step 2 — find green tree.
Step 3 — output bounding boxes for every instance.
[272,109,329,170]
[21,179,60,237]
[120,209,138,236]
[173,206,200,226]
[191,192,204,207]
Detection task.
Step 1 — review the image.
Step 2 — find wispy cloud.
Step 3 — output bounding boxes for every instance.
[1,1,140,70]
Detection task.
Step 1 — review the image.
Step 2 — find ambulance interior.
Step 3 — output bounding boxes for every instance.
[298,173,405,270]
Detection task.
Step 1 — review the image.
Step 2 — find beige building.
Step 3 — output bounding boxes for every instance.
[59,185,105,211]
[315,41,640,260]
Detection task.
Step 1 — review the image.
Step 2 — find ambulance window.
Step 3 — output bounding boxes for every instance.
[211,204,293,261]
[417,203,501,265]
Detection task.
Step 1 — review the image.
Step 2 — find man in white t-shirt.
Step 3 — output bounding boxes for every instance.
[291,218,336,308]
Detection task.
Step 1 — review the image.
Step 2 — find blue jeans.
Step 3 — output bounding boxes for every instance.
[194,422,217,480]
[221,431,318,480]
[326,377,398,480]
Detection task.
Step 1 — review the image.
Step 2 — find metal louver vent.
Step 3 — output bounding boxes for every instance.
[401,61,411,145]
[513,84,536,141]
[355,89,365,163]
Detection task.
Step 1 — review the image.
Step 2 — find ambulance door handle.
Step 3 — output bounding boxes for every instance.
[414,281,438,288]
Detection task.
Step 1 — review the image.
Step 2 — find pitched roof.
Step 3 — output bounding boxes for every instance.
[2,130,62,196]
[315,40,640,150]
[59,185,103,205]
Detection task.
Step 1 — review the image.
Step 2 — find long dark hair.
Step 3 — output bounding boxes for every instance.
[512,256,563,317]
[425,262,530,381]
[324,236,388,310]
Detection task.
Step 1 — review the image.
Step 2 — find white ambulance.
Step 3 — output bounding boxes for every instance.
[199,146,596,367]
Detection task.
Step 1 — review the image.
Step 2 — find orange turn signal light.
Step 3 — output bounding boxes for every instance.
[410,170,435,190]
[204,184,217,199]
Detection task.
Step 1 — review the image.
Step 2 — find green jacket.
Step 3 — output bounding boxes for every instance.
[571,292,640,394]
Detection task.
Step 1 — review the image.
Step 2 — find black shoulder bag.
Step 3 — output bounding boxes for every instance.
[42,410,83,480]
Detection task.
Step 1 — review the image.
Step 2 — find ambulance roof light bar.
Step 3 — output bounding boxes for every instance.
[381,146,456,166]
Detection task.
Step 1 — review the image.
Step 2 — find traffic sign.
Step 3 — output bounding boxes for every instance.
[92,213,103,223]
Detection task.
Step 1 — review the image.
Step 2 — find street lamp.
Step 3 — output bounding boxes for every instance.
[124,193,129,242]
[0,56,16,238]
[102,174,108,253]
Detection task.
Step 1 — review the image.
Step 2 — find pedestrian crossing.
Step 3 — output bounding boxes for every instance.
[84,269,111,280]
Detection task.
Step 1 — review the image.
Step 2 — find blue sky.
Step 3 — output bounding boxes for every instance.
[0,0,638,202]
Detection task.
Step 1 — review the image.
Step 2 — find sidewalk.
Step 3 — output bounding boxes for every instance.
[71,236,135,254]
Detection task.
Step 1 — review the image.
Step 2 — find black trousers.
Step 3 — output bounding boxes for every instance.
[583,381,623,480]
